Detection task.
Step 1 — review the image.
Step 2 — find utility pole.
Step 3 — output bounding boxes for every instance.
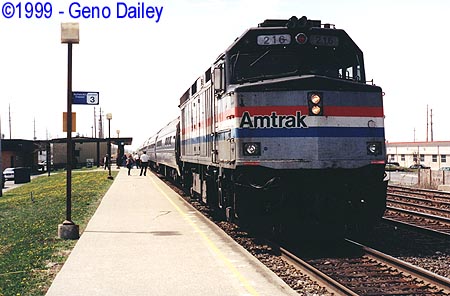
[93,107,97,138]
[430,108,433,142]
[8,104,12,139]
[426,105,429,142]
[33,117,37,140]
[98,107,103,138]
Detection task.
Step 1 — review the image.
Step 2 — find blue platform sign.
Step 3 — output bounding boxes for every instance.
[72,92,99,105]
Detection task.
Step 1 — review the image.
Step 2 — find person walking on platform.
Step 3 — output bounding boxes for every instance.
[126,154,134,176]
[103,154,109,170]
[140,151,149,176]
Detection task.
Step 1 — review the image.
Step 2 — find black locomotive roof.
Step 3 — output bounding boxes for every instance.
[220,16,362,60]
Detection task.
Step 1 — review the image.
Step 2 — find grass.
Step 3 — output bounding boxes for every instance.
[0,170,118,296]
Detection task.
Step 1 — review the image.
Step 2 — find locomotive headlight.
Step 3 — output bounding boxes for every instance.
[311,105,321,115]
[310,94,321,104]
[367,142,382,156]
[243,142,261,156]
[308,92,323,116]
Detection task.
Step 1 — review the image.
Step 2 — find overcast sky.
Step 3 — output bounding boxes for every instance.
[1,0,449,149]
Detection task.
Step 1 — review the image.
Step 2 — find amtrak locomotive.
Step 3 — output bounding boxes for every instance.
[140,16,387,236]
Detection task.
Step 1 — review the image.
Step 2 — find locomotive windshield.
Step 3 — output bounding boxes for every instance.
[227,28,365,84]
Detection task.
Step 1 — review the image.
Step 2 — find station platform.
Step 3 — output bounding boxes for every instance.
[46,168,297,296]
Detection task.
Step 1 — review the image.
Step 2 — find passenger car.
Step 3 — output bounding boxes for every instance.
[385,162,405,171]
[409,164,430,169]
[440,167,450,171]
[3,168,15,180]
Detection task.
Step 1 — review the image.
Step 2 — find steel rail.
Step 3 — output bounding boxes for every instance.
[279,247,359,296]
[346,239,450,294]
[388,185,450,200]
[386,205,450,223]
[388,192,450,207]
[382,216,450,239]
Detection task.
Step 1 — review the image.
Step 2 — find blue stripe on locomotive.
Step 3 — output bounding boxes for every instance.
[181,127,384,149]
[234,126,385,138]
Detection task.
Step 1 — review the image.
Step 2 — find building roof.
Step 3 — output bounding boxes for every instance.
[48,137,133,145]
[387,141,450,147]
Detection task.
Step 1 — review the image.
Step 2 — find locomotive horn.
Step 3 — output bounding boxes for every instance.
[286,16,298,28]
[297,16,308,27]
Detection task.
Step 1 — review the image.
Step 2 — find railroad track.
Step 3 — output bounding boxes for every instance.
[387,195,450,217]
[281,239,450,295]
[386,185,450,236]
[388,185,450,208]
[387,185,450,216]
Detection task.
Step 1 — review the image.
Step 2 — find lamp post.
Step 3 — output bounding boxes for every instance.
[106,113,113,180]
[116,129,121,169]
[58,23,80,240]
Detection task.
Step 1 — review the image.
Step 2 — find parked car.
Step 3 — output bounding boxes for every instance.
[3,168,15,180]
[385,162,405,171]
[409,164,430,169]
[440,167,450,171]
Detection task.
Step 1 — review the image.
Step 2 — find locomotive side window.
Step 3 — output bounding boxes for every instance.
[205,68,211,83]
[191,81,197,95]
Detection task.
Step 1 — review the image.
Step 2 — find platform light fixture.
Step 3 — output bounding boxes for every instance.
[61,23,79,44]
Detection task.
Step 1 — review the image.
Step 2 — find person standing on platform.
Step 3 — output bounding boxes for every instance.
[140,151,149,176]
[126,154,134,176]
[134,153,140,168]
[121,154,127,167]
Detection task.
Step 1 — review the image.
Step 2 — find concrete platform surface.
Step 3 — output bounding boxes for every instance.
[45,169,298,296]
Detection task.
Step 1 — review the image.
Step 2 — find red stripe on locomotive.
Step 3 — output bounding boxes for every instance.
[181,106,383,135]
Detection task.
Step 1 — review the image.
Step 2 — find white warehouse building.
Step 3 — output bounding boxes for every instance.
[386,141,450,170]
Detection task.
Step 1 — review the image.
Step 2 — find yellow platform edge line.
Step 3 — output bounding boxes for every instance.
[149,176,259,296]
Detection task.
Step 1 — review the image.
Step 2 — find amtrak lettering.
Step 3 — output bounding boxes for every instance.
[239,111,308,128]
